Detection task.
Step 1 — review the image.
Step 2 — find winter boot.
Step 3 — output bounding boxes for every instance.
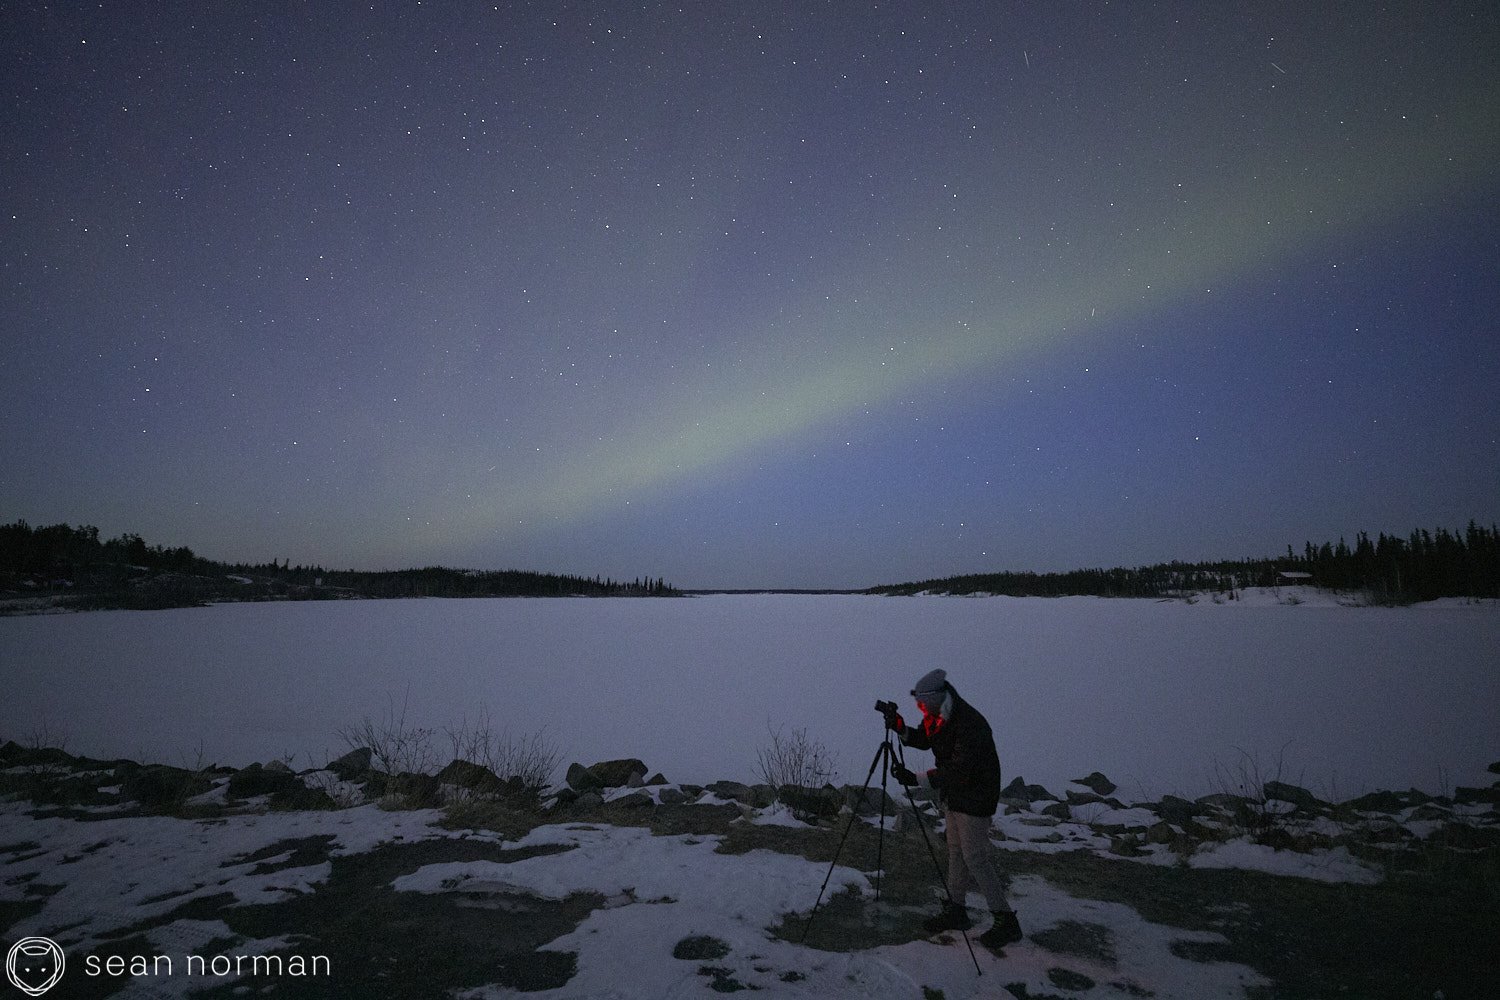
[922,902,972,934]
[978,909,1023,950]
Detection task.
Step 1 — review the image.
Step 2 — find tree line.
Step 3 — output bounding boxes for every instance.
[867,522,1500,604]
[0,520,677,604]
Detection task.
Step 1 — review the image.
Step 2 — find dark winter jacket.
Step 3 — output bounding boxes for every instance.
[899,686,1002,817]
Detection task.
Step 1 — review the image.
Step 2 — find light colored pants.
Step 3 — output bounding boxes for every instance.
[944,810,1009,912]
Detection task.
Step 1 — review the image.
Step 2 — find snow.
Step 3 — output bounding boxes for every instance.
[2,594,1497,799]
[1184,841,1381,885]
[1,797,1285,998]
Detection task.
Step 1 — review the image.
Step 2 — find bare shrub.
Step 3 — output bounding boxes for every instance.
[1209,743,1310,844]
[444,708,560,797]
[336,691,438,776]
[755,721,838,793]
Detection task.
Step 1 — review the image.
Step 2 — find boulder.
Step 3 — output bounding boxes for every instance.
[265,759,293,774]
[1065,789,1123,809]
[646,772,669,786]
[658,786,689,805]
[707,780,753,804]
[386,772,441,807]
[841,784,898,816]
[1455,786,1500,807]
[1441,822,1500,850]
[1263,781,1326,812]
[1041,801,1071,821]
[1002,776,1057,803]
[436,759,503,793]
[1071,771,1118,796]
[571,791,604,811]
[565,762,603,792]
[120,764,213,810]
[1347,789,1429,813]
[1154,795,1200,826]
[227,763,306,800]
[587,759,649,788]
[1488,761,1500,776]
[1146,821,1177,845]
[327,747,373,780]
[778,785,843,821]
[604,790,654,811]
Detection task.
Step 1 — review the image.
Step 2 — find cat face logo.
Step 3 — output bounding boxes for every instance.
[5,938,65,997]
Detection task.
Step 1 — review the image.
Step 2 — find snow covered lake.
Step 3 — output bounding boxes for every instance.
[2,593,1497,800]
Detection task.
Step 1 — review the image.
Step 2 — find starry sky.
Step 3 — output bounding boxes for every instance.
[3,3,1498,589]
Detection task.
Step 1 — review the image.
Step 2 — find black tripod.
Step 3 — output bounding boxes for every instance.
[800,723,982,975]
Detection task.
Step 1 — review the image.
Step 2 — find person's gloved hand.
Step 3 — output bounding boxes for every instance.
[890,764,918,787]
[880,703,906,734]
[926,769,944,791]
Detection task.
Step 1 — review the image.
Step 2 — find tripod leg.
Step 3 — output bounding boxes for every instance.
[874,740,890,907]
[799,739,888,944]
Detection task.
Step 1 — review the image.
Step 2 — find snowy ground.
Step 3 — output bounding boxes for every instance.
[2,592,1497,799]
[4,749,1495,999]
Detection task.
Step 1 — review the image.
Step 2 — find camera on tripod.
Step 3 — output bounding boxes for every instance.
[875,699,900,729]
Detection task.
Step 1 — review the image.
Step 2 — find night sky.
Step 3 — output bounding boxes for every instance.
[4,3,1497,589]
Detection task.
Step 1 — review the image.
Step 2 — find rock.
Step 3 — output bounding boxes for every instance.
[227,763,307,800]
[360,771,389,798]
[1041,801,1071,821]
[1146,821,1177,845]
[571,791,604,811]
[841,784,898,816]
[1108,835,1146,857]
[436,759,502,793]
[1154,795,1200,826]
[1454,786,1500,807]
[566,762,604,792]
[604,790,654,810]
[1002,776,1057,803]
[386,772,441,807]
[327,747,373,780]
[120,764,213,810]
[1256,827,1296,851]
[1071,771,1118,796]
[778,785,842,821]
[707,780,753,804]
[1347,789,1429,813]
[1065,789,1124,809]
[265,759,293,773]
[658,787,689,805]
[750,784,777,808]
[1263,781,1325,812]
[1197,792,1251,814]
[1488,761,1500,775]
[587,759,649,788]
[647,772,669,786]
[1441,822,1500,850]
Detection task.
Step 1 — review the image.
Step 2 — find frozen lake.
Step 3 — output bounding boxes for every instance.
[2,594,1496,800]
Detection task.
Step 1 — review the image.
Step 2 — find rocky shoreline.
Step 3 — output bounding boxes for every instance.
[5,742,1497,869]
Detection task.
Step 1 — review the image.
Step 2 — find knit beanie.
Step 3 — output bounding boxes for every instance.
[911,668,948,698]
